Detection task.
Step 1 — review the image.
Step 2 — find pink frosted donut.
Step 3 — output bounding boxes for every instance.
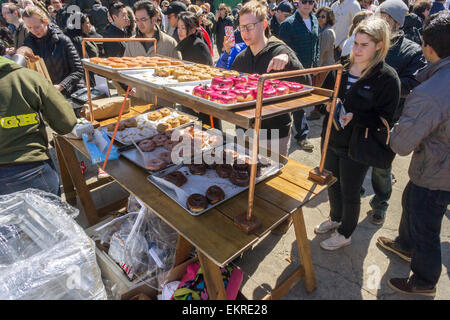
[193,85,209,98]
[211,76,233,87]
[210,91,237,104]
[247,74,260,82]
[230,76,247,86]
[263,86,277,98]
[283,81,304,93]
[272,84,289,96]
[232,88,253,102]
[211,83,232,92]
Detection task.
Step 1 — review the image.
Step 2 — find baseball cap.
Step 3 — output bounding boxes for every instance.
[269,2,277,10]
[162,1,187,15]
[277,1,293,13]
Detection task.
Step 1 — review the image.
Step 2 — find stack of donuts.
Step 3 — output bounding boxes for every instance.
[193,73,305,104]
[137,130,183,171]
[89,56,184,68]
[145,108,192,133]
[154,64,240,82]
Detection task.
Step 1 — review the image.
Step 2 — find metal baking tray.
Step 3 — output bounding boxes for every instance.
[165,84,315,110]
[82,57,189,72]
[146,143,284,216]
[118,69,211,88]
[120,125,223,172]
[99,107,198,145]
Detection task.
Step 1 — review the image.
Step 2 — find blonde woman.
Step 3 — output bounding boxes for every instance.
[316,17,401,250]
[341,10,374,59]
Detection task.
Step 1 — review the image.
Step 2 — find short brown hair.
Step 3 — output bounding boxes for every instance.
[239,0,267,22]
[22,6,49,22]
[413,0,432,16]
[316,6,335,27]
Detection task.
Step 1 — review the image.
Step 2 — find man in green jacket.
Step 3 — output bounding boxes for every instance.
[0,56,77,196]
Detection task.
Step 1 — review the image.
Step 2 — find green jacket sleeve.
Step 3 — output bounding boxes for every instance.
[39,78,77,135]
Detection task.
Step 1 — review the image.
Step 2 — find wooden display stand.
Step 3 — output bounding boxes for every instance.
[61,50,343,299]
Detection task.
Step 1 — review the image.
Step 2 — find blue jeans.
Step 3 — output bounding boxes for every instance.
[396,181,450,288]
[369,167,392,214]
[0,160,61,196]
[293,110,309,141]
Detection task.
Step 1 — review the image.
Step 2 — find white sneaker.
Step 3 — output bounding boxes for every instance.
[314,219,341,234]
[320,232,351,251]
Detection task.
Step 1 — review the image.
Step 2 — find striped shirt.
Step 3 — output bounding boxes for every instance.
[346,73,359,91]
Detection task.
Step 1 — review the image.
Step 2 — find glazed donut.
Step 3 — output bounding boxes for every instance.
[123,118,137,128]
[158,151,172,164]
[152,133,168,146]
[147,111,162,121]
[163,139,179,151]
[164,170,187,187]
[142,62,157,67]
[186,193,208,213]
[166,117,180,128]
[230,169,250,187]
[222,70,240,77]
[138,139,156,152]
[110,63,127,68]
[126,62,140,67]
[159,108,172,117]
[178,115,190,125]
[170,60,184,66]
[157,122,172,133]
[215,164,232,178]
[146,158,167,171]
[189,163,207,175]
[205,185,225,204]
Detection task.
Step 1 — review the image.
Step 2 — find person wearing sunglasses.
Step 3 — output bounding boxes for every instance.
[231,0,312,234]
[279,0,319,151]
[214,3,234,54]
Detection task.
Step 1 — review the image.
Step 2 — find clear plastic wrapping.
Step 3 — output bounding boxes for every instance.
[0,189,107,300]
[91,195,178,288]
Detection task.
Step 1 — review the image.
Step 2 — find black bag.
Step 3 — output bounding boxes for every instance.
[348,117,395,169]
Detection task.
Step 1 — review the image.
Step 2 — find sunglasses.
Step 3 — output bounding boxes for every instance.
[300,0,315,4]
[219,7,226,10]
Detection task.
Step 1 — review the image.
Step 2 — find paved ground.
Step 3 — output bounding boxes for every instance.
[54,110,449,300]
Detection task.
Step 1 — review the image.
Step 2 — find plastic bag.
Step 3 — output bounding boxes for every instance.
[91,195,178,287]
[0,189,107,300]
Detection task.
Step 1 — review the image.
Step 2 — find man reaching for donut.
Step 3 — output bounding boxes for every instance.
[231,0,312,235]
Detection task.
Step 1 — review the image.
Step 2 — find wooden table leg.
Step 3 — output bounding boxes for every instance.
[54,136,76,206]
[55,136,100,226]
[174,234,194,266]
[292,208,316,293]
[197,250,227,300]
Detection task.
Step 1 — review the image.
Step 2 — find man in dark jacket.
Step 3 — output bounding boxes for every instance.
[88,0,109,36]
[269,1,293,38]
[162,1,186,42]
[368,0,427,226]
[103,1,130,57]
[2,3,29,53]
[232,0,312,234]
[51,0,70,32]
[279,0,319,151]
[378,11,450,297]
[213,3,233,54]
[0,56,77,196]
[22,7,84,97]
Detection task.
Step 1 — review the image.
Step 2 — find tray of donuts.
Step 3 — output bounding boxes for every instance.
[100,107,198,145]
[146,143,283,216]
[120,126,225,173]
[167,73,314,110]
[82,56,187,72]
[118,68,212,87]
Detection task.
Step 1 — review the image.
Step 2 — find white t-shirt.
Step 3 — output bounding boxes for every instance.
[303,18,312,31]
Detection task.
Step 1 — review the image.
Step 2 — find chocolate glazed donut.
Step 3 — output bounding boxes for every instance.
[164,170,187,187]
[216,164,232,178]
[189,163,207,175]
[206,185,225,204]
[230,169,250,187]
[187,193,208,213]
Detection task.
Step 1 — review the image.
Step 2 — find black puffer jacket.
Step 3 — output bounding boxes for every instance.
[23,23,84,96]
[385,31,427,98]
[103,23,127,57]
[176,33,213,66]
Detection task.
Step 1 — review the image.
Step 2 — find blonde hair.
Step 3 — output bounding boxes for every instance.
[349,17,391,79]
[22,5,49,23]
[239,0,267,22]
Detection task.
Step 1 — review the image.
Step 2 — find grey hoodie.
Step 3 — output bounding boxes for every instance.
[390,56,450,191]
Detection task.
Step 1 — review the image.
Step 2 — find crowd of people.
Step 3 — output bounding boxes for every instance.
[0,0,448,298]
